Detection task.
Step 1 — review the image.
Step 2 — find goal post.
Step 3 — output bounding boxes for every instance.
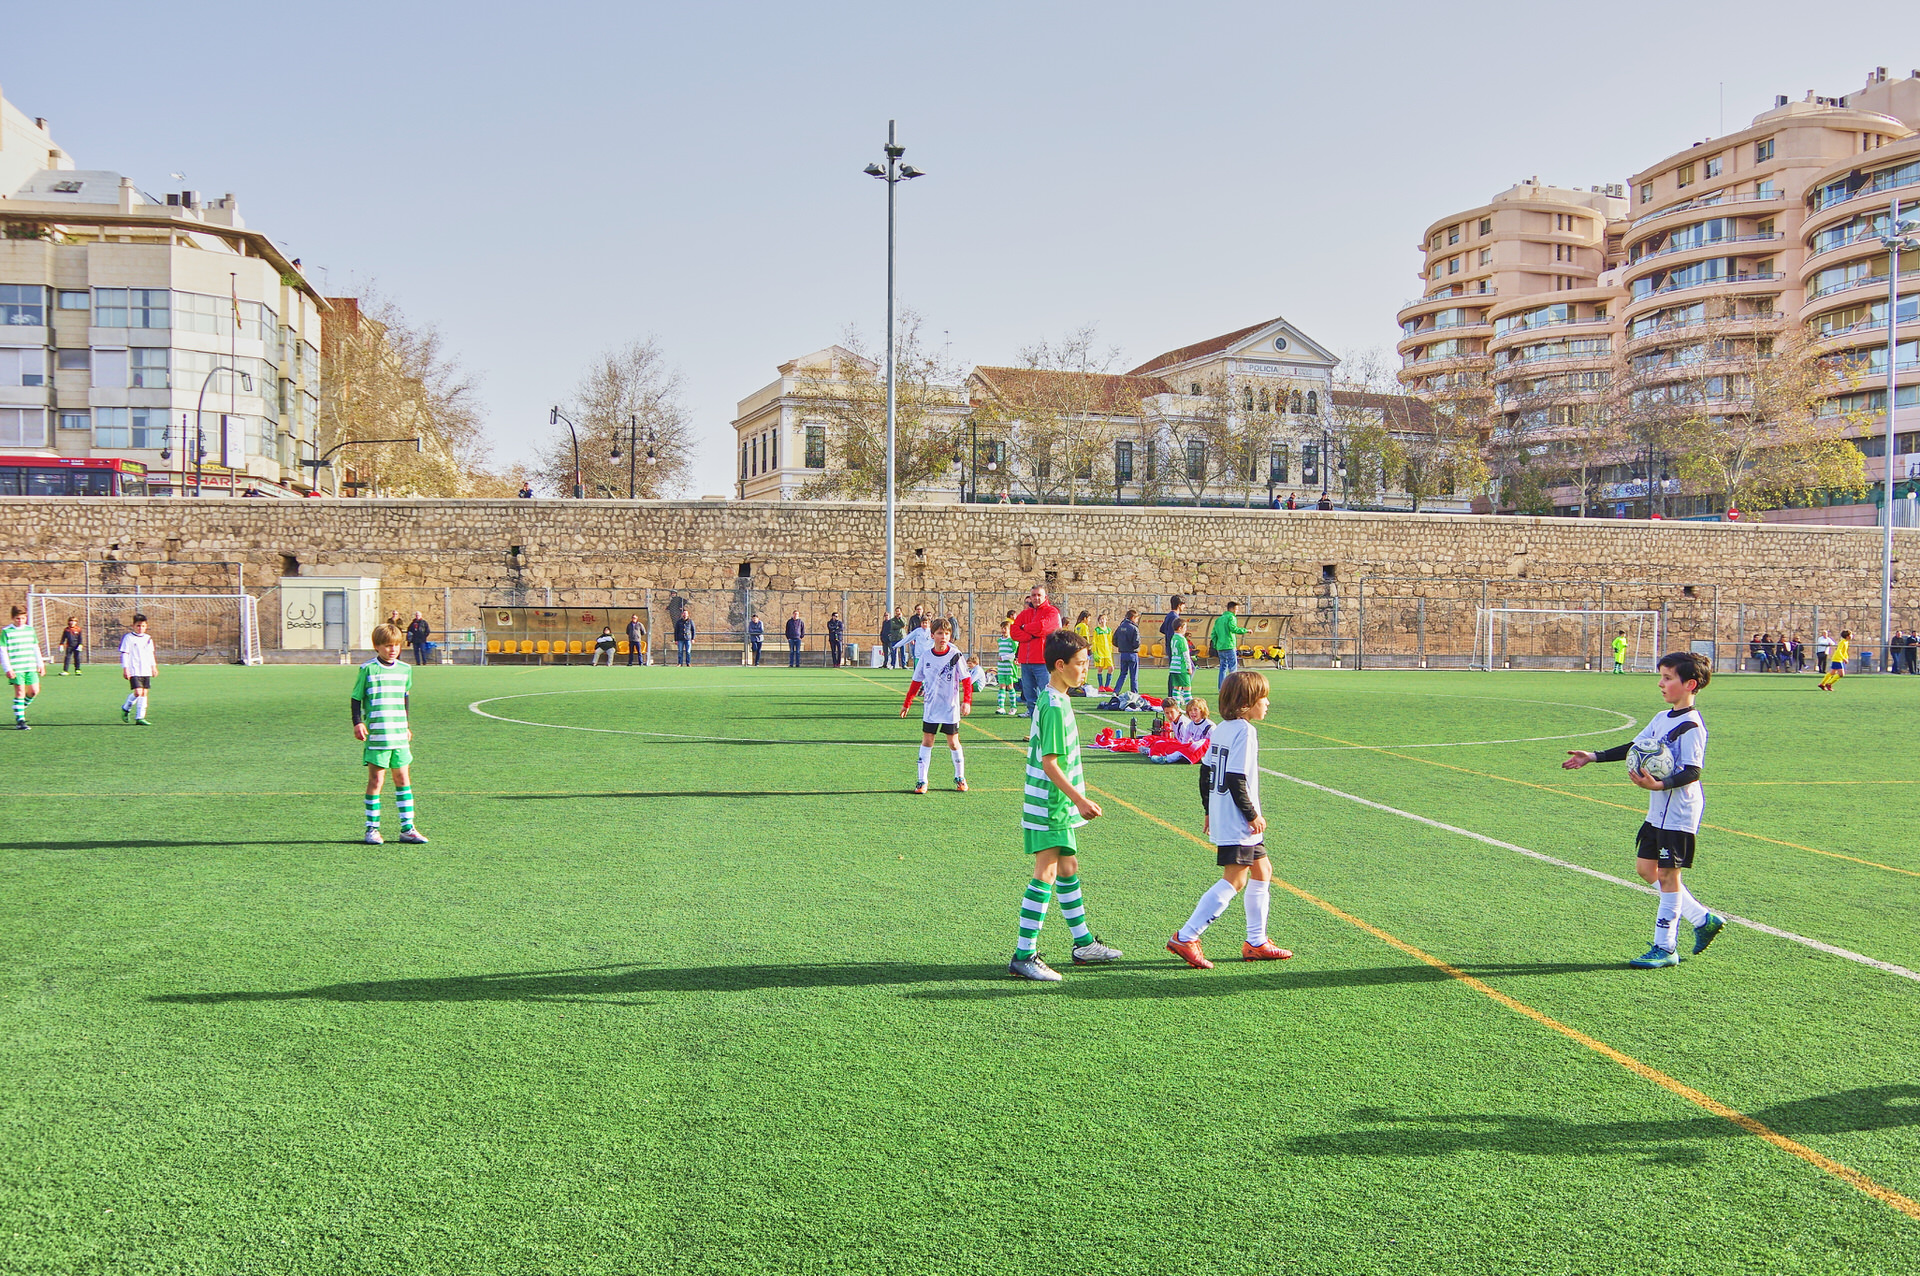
[28,591,262,666]
[1471,608,1660,672]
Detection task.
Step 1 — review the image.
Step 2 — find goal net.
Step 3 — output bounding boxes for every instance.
[1472,608,1659,672]
[28,592,262,666]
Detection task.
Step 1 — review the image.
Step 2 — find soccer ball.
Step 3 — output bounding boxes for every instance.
[1628,739,1675,780]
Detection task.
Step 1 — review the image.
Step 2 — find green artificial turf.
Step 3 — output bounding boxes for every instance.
[4,661,1919,1275]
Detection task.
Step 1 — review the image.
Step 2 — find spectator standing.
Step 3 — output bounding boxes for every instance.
[785,610,806,667]
[1009,585,1064,729]
[626,614,647,666]
[1816,630,1834,675]
[827,612,845,667]
[517,482,535,499]
[406,612,431,666]
[1159,596,1186,659]
[59,616,83,675]
[1210,602,1247,688]
[592,626,617,666]
[880,609,905,669]
[748,615,765,665]
[674,611,695,667]
[1112,609,1142,694]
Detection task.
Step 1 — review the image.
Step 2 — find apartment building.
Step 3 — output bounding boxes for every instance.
[1400,67,1920,521]
[0,88,328,496]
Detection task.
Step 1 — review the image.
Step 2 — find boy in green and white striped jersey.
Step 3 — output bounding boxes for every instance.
[994,618,1019,715]
[1166,616,1194,709]
[351,624,428,845]
[2,604,44,730]
[1009,627,1122,981]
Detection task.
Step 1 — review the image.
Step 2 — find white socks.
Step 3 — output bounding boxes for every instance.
[122,692,136,711]
[1654,893,1681,952]
[917,746,932,784]
[951,745,965,782]
[1179,879,1238,943]
[1244,879,1272,946]
[1676,883,1708,926]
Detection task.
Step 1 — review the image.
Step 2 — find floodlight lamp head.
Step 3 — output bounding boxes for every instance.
[884,143,905,159]
[899,164,924,179]
[863,163,885,178]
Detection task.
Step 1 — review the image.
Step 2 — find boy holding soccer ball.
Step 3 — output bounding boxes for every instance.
[1562,651,1723,968]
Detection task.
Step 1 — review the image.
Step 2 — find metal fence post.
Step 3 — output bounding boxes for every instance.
[1736,604,1744,669]
[1417,596,1426,668]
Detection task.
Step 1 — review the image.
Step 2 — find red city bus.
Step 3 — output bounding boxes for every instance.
[0,456,148,496]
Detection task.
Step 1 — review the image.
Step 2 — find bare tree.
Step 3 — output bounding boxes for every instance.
[319,292,494,496]
[534,339,695,498]
[795,311,967,500]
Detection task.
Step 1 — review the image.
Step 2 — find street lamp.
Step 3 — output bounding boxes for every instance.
[865,120,924,617]
[611,413,655,500]
[1875,200,1919,669]
[191,365,253,496]
[298,436,423,497]
[550,406,583,499]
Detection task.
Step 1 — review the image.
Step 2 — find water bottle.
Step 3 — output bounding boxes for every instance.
[1129,715,1138,739]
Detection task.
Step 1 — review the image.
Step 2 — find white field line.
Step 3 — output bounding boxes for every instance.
[467,687,917,748]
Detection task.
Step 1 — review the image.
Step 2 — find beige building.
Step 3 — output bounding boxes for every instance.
[1401,67,1920,521]
[0,87,328,496]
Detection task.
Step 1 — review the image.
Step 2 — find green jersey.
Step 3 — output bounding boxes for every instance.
[1022,686,1085,832]
[997,635,1018,665]
[1,623,41,679]
[1612,636,1628,659]
[351,658,412,750]
[1168,633,1192,675]
[1209,613,1246,653]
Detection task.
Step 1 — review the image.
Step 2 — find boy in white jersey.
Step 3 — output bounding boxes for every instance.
[1563,651,1722,968]
[117,614,158,726]
[2,603,44,729]
[352,624,428,845]
[1168,671,1294,967]
[901,617,976,793]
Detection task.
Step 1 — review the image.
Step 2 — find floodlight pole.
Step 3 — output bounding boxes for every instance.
[1877,197,1920,670]
[866,121,923,616]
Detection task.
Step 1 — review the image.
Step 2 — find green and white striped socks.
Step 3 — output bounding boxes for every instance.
[364,793,381,829]
[395,785,415,832]
[1015,878,1053,956]
[11,694,23,724]
[1054,874,1094,948]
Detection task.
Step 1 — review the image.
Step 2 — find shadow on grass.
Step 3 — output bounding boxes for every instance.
[492,789,904,801]
[16,839,355,850]
[149,959,1619,1007]
[1289,1085,1920,1165]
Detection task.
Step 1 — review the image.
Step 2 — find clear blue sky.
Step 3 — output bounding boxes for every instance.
[6,3,1910,494]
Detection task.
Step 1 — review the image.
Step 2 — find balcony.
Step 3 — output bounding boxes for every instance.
[1494,348,1615,371]
[1634,270,1782,302]
[1490,314,1615,340]
[1628,231,1784,266]
[1810,170,1920,213]
[1399,288,1497,312]
[1806,266,1920,304]
[1630,189,1786,229]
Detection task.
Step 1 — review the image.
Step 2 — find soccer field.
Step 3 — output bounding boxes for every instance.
[4,662,1919,1275]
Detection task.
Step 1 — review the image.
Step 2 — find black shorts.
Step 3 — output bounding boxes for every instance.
[127,675,152,689]
[921,720,958,737]
[1635,822,1696,870]
[1217,842,1268,866]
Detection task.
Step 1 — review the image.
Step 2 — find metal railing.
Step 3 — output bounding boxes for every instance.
[1635,270,1782,301]
[1811,170,1920,212]
[1631,189,1784,229]
[1630,231,1784,266]
[1806,266,1920,303]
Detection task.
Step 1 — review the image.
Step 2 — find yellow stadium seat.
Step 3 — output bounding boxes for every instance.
[569,640,584,655]
[1150,643,1165,659]
[616,640,629,655]
[534,640,549,655]
[486,639,500,654]
[507,640,523,654]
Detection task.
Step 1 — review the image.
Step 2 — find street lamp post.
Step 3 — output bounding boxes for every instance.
[550,406,583,499]
[298,436,423,497]
[864,121,924,617]
[192,365,253,497]
[611,414,655,500]
[1875,198,1919,670]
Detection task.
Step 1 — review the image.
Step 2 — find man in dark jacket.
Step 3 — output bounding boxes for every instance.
[673,613,695,666]
[405,613,431,666]
[1112,609,1142,694]
[827,612,845,667]
[785,611,806,667]
[881,609,905,668]
[1159,596,1185,654]
[626,614,646,666]
[747,615,765,665]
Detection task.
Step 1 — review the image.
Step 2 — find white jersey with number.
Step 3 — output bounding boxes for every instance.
[119,631,157,677]
[1633,706,1706,833]
[913,644,972,725]
[1203,718,1262,846]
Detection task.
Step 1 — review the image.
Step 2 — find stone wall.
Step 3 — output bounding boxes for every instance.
[1,497,1912,664]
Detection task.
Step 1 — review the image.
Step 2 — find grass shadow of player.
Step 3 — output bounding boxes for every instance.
[1285,1085,1920,1166]
[491,789,908,801]
[902,961,1622,1003]
[150,959,1620,1007]
[17,839,354,851]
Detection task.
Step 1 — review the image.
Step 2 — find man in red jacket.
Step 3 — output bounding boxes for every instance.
[1009,584,1063,734]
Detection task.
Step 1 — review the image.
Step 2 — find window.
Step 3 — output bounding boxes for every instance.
[1306,390,1319,415]
[92,348,128,388]
[1704,156,1722,179]
[0,285,46,326]
[93,288,169,329]
[1479,217,1492,235]
[1185,440,1205,481]
[804,424,826,469]
[56,349,89,371]
[1755,138,1774,163]
[1755,180,1776,200]
[1479,248,1491,266]
[91,406,170,450]
[1303,444,1319,485]
[130,347,169,388]
[1114,440,1134,483]
[1430,233,1441,249]
[1639,184,1653,204]
[58,410,90,432]
[173,291,221,334]
[57,290,89,311]
[1757,218,1774,236]
[1269,444,1288,484]
[1447,256,1460,275]
[1189,382,1200,396]
[1676,163,1695,189]
[0,408,48,447]
[1448,225,1460,245]
[0,347,46,387]
[739,443,748,481]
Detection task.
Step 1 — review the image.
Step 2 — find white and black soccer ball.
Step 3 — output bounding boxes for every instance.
[1628,739,1675,781]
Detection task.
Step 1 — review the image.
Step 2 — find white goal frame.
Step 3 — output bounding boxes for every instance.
[1471,608,1659,672]
[28,591,262,666]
